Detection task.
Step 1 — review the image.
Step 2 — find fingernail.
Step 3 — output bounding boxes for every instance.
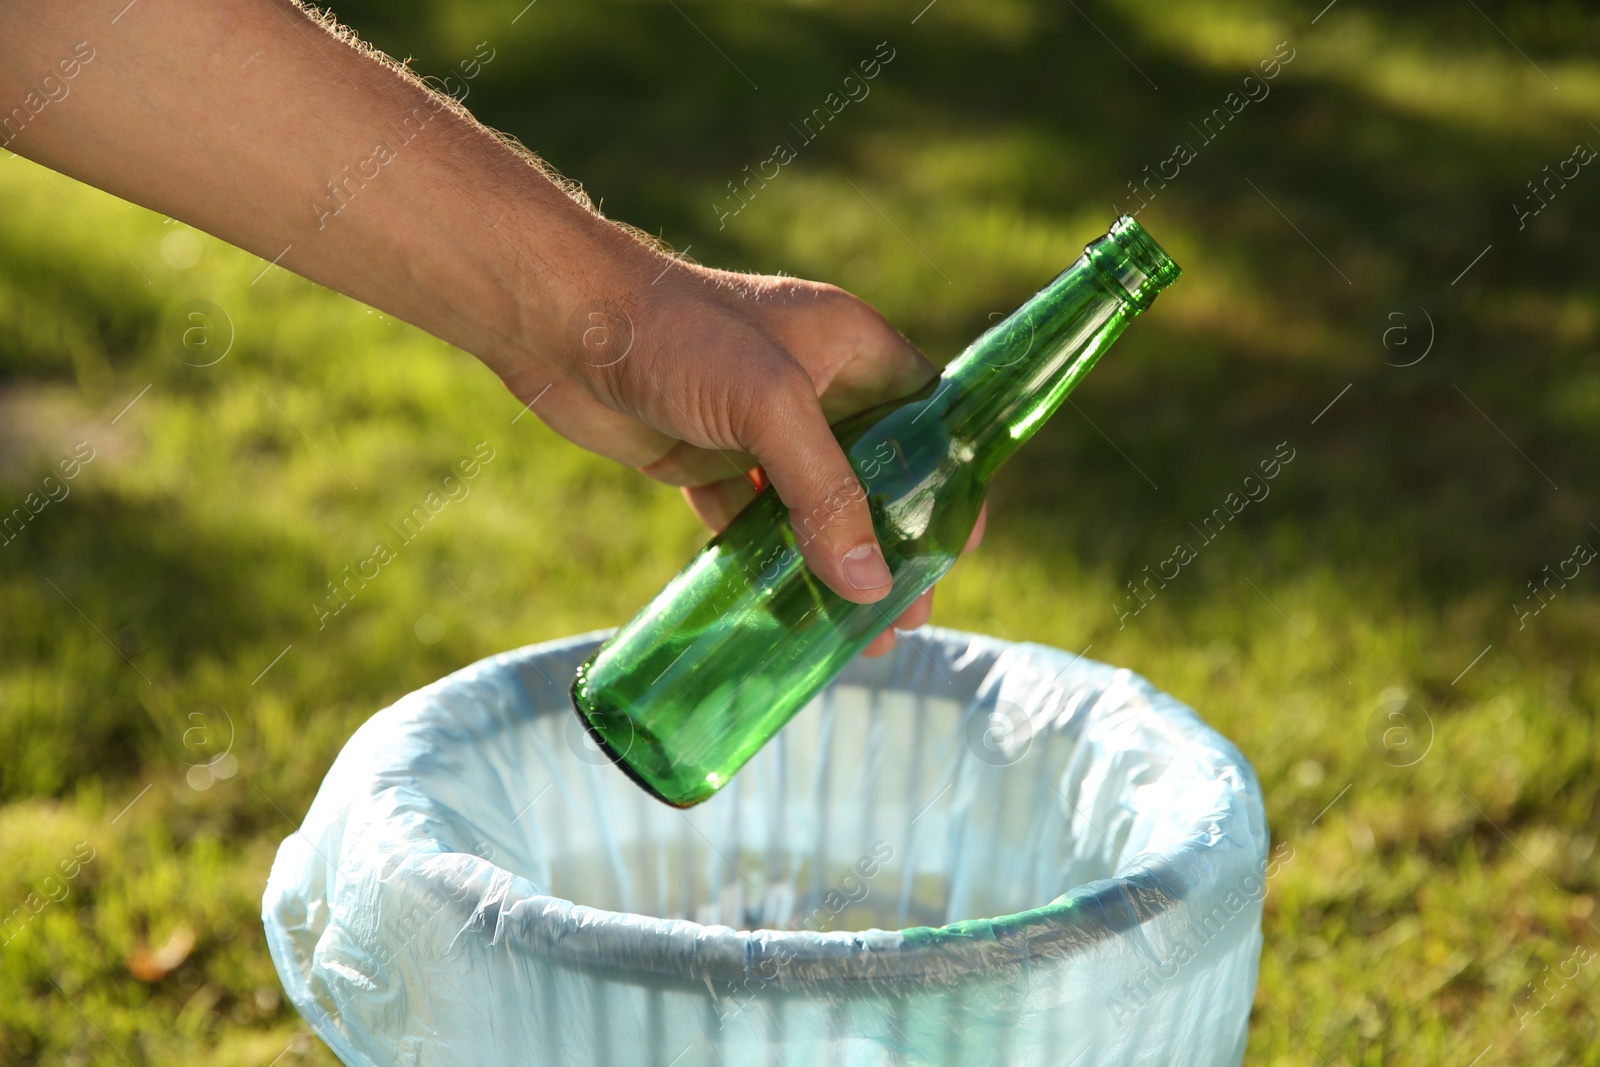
[843,543,892,592]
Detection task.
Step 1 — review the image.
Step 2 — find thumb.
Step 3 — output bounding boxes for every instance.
[736,369,892,605]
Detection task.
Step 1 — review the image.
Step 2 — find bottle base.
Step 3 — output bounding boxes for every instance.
[569,674,706,809]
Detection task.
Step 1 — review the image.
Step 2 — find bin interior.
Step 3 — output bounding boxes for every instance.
[401,664,1149,934]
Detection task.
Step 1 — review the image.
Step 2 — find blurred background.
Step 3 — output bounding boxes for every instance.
[2,0,1598,1062]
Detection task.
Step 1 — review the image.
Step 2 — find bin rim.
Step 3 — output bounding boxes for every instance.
[355,627,1248,990]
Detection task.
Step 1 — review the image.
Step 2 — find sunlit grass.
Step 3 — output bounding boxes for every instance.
[1122,0,1600,139]
[3,0,1599,1063]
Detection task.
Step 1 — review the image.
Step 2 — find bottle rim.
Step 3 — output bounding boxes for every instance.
[1089,215,1182,311]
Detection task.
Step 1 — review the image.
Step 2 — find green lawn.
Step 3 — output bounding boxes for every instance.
[3,0,1598,1063]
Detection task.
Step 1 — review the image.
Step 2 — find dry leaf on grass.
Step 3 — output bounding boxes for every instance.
[126,924,196,982]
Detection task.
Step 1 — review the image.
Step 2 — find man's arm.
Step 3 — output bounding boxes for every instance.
[0,0,599,380]
[0,0,980,649]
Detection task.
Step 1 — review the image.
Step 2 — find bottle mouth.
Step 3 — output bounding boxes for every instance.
[1087,215,1182,311]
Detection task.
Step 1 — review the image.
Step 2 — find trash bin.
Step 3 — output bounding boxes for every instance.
[263,627,1268,1067]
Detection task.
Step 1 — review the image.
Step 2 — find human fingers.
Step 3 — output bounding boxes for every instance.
[751,280,935,422]
[860,629,897,658]
[966,500,988,552]
[731,363,893,604]
[892,587,934,631]
[861,588,935,659]
[681,476,759,532]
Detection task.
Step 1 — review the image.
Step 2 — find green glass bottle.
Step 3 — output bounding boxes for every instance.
[571,215,1180,807]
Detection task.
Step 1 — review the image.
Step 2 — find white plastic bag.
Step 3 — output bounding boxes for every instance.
[264,626,1267,1066]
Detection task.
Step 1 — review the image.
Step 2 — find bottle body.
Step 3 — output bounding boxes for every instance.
[573,384,984,807]
[572,216,1180,807]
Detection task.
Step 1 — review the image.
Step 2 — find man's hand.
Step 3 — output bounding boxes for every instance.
[504,246,988,657]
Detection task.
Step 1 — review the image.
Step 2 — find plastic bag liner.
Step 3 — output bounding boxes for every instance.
[263,627,1268,1067]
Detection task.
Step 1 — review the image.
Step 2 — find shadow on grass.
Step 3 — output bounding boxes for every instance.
[328,0,1597,609]
[2,0,1595,801]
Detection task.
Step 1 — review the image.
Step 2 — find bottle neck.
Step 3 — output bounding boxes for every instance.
[935,244,1140,482]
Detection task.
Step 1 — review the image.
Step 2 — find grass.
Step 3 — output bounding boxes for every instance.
[2,0,1598,1062]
